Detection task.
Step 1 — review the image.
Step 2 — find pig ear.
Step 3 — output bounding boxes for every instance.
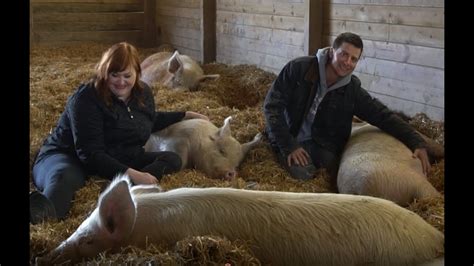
[242,132,262,156]
[218,116,232,137]
[198,74,220,82]
[98,180,136,241]
[168,50,183,74]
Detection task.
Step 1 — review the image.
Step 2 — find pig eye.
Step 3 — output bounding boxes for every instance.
[219,148,226,155]
[79,236,94,246]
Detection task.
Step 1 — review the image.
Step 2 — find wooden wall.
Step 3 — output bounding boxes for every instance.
[322,0,444,121]
[216,0,308,74]
[155,0,203,61]
[30,0,444,121]
[30,0,146,46]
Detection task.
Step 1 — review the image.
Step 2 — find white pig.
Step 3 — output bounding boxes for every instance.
[144,116,261,180]
[37,174,444,265]
[337,122,442,206]
[140,50,219,91]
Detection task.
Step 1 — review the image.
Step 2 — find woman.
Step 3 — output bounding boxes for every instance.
[30,42,208,224]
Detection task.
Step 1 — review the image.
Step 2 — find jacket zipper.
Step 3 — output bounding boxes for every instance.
[127,106,134,119]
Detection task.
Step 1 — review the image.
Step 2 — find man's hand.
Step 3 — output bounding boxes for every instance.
[413,148,431,176]
[126,168,159,185]
[287,147,310,167]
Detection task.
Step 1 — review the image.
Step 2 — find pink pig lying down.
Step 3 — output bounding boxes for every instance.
[140,50,220,91]
[36,174,444,266]
[337,122,442,206]
[144,116,262,180]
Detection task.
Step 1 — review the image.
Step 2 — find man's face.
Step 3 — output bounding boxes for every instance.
[329,42,362,77]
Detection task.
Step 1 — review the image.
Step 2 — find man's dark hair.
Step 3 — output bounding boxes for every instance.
[333,32,364,55]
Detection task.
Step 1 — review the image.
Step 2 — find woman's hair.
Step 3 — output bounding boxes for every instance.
[93,42,144,107]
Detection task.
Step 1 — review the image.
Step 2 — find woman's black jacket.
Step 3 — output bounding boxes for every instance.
[36,81,185,179]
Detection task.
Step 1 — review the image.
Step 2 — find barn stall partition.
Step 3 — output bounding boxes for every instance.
[30,0,159,47]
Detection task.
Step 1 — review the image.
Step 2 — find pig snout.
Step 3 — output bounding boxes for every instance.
[223,170,237,180]
[35,246,77,266]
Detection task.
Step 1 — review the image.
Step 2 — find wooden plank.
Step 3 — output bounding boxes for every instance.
[157,16,200,30]
[217,33,304,59]
[162,34,201,51]
[162,27,201,40]
[362,40,444,69]
[324,0,349,3]
[217,22,304,46]
[217,0,306,17]
[201,0,216,63]
[304,0,322,55]
[157,0,201,8]
[34,21,143,32]
[32,3,142,13]
[31,0,142,3]
[217,10,305,32]
[355,57,444,89]
[33,30,143,45]
[263,53,291,71]
[216,52,281,74]
[341,0,444,8]
[324,20,389,41]
[217,45,287,73]
[143,0,157,47]
[329,4,444,28]
[356,72,443,108]
[35,12,143,24]
[389,25,444,48]
[366,93,444,121]
[156,6,201,19]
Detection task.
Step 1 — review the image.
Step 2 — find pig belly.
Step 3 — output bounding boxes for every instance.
[338,152,439,205]
[337,125,440,205]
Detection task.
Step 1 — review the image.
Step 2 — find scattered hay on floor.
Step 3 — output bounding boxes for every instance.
[30,42,445,265]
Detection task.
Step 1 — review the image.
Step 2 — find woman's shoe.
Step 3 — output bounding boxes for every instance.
[30,191,57,224]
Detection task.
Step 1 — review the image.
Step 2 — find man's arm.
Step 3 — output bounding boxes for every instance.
[353,79,430,175]
[263,60,300,156]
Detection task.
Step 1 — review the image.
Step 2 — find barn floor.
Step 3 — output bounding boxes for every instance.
[29,42,444,265]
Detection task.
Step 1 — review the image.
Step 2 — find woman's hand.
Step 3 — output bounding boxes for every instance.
[125,168,159,185]
[183,111,209,121]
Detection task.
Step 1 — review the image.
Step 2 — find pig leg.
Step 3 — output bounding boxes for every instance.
[161,138,190,169]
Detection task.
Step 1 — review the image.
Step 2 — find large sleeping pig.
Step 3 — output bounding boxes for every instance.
[36,174,444,265]
[140,50,219,91]
[144,116,261,180]
[337,122,442,206]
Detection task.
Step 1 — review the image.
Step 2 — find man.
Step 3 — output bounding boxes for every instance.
[263,32,430,180]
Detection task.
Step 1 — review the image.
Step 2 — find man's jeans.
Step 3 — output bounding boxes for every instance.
[277,140,339,180]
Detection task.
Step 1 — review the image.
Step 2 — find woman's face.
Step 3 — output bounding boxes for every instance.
[107,66,136,101]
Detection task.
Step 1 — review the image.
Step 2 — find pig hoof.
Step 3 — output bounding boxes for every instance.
[35,256,47,266]
[245,181,259,189]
